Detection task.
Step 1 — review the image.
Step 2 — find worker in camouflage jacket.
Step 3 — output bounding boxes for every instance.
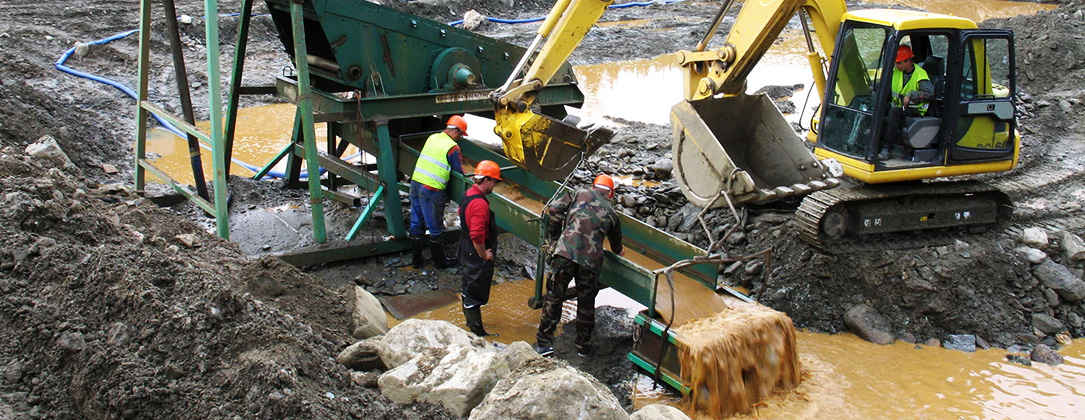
[534,174,624,357]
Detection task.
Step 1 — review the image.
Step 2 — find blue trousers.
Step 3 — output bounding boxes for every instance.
[409,180,448,237]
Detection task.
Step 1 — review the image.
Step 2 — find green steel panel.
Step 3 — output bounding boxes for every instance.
[274,76,585,121]
[263,0,579,95]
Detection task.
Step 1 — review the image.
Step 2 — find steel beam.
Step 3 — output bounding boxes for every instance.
[290,0,328,243]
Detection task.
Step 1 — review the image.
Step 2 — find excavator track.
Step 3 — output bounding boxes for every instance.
[796,180,1011,250]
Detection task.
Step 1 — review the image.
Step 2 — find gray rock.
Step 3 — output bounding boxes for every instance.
[1058,230,1085,261]
[378,319,487,368]
[744,260,763,275]
[1058,99,1074,114]
[631,404,690,420]
[469,359,628,420]
[976,336,991,350]
[1033,260,1085,302]
[843,304,894,345]
[1068,312,1083,329]
[1020,227,1049,249]
[1043,288,1060,307]
[1030,344,1064,365]
[4,361,24,384]
[351,285,389,339]
[337,336,387,371]
[24,136,74,168]
[1014,246,1048,264]
[923,338,941,348]
[943,335,976,352]
[1031,313,1064,335]
[1005,354,1032,366]
[57,332,85,352]
[899,332,916,344]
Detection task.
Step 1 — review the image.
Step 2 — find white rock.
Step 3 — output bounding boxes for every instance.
[350,285,388,339]
[24,136,73,168]
[1021,227,1049,249]
[470,360,629,420]
[631,404,690,420]
[423,346,510,416]
[379,344,509,417]
[337,336,385,371]
[462,10,486,31]
[378,319,487,368]
[1015,246,1048,264]
[179,14,194,25]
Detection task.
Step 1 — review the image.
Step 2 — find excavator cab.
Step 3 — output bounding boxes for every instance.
[813,12,1019,183]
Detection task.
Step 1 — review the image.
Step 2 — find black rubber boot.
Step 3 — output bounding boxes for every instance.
[409,235,424,268]
[462,305,497,337]
[430,237,457,268]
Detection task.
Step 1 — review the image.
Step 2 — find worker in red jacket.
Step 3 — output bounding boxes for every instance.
[458,160,502,337]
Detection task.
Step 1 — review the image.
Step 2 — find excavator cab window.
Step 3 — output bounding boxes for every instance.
[948,32,1016,163]
[818,23,891,159]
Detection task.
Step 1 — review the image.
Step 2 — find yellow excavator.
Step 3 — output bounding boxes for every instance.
[492,0,1018,247]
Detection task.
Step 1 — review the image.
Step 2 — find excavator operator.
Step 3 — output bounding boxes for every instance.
[882,45,934,158]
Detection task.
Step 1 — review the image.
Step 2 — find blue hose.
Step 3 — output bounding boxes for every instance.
[53,15,335,180]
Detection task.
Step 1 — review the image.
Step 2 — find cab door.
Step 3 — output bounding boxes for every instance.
[945,30,1016,164]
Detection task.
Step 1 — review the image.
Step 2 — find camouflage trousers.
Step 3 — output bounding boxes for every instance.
[535,256,600,351]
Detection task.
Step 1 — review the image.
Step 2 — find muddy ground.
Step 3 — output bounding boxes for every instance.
[0,0,1083,418]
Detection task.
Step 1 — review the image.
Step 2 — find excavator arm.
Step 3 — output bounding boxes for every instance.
[670,0,848,208]
[676,0,846,101]
[491,0,615,181]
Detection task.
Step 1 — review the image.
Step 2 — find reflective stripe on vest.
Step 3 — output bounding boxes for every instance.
[412,132,457,190]
[892,65,930,116]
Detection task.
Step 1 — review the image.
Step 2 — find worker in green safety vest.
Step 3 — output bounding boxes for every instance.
[883,45,934,158]
[408,115,467,269]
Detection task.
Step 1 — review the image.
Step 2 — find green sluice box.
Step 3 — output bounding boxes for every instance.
[628,311,690,395]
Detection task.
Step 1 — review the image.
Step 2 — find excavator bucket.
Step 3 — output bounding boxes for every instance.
[671,93,839,207]
[495,107,613,181]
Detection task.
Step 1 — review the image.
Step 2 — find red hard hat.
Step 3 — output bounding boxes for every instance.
[593,174,614,191]
[446,115,468,134]
[475,160,502,181]
[895,45,914,63]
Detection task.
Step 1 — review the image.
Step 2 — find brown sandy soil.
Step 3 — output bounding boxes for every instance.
[0,0,1083,418]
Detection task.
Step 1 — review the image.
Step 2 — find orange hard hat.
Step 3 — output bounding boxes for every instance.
[895,45,914,63]
[446,115,468,134]
[475,160,502,181]
[593,174,614,191]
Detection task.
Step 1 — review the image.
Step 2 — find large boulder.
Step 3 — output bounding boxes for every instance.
[378,319,487,368]
[469,358,628,420]
[631,404,690,420]
[843,304,895,345]
[1032,260,1085,303]
[337,336,386,371]
[1030,344,1064,366]
[942,335,976,352]
[351,285,389,339]
[378,344,509,417]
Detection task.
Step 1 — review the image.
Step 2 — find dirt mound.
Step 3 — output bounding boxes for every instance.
[0,142,453,418]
